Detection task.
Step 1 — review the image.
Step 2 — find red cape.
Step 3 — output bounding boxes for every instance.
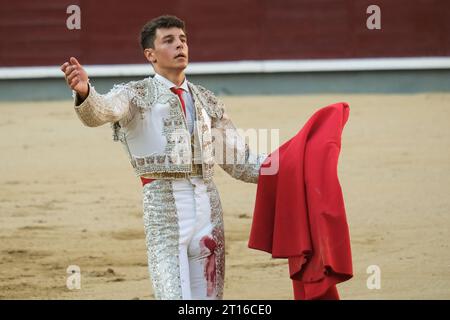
[248,102,353,300]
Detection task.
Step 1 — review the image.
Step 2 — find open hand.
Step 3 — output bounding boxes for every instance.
[60,57,89,99]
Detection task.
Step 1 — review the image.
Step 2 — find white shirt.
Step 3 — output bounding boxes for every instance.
[153,73,196,135]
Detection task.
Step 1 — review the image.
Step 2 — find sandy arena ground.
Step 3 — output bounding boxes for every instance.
[0,93,449,299]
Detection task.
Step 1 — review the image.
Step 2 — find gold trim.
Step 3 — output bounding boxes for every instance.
[141,164,203,180]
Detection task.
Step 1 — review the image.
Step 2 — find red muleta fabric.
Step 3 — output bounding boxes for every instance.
[248,102,353,300]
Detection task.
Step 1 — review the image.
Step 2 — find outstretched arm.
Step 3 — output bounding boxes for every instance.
[60,57,131,127]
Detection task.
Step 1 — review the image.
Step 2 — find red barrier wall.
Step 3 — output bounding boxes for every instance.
[1,0,449,66]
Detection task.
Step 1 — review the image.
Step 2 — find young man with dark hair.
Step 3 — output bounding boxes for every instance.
[60,15,266,300]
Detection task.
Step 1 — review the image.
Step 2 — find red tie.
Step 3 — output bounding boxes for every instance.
[170,87,186,116]
[140,176,154,186]
[140,87,186,187]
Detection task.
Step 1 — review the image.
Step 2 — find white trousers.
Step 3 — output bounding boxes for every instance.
[142,177,225,300]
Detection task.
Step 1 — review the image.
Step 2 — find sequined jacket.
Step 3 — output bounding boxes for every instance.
[73,76,266,183]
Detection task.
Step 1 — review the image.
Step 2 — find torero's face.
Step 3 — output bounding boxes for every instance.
[144,27,189,73]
